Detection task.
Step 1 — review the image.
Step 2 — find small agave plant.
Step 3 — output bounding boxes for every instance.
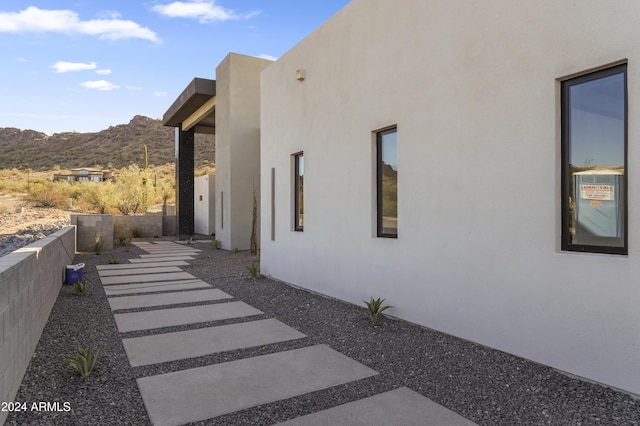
[62,345,105,378]
[364,297,392,325]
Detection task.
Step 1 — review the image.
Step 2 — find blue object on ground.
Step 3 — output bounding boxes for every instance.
[65,263,85,285]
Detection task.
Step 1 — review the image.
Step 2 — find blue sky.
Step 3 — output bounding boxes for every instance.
[0,0,350,134]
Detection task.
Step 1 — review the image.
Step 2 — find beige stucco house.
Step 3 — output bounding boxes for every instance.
[259,0,640,396]
[164,53,271,245]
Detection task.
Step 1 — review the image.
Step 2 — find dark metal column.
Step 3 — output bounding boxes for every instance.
[175,126,194,240]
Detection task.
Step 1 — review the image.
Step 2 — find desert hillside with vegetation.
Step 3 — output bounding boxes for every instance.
[0,115,214,170]
[0,116,215,239]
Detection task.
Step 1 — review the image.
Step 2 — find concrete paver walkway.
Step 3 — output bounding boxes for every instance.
[277,387,477,426]
[114,301,262,332]
[98,240,478,425]
[107,288,232,310]
[103,279,211,296]
[100,271,195,285]
[128,256,195,263]
[122,318,306,367]
[137,344,378,426]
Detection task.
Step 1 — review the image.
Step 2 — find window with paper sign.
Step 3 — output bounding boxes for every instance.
[561,64,627,254]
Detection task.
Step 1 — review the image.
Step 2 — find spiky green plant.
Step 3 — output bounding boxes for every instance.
[71,279,88,296]
[232,248,239,253]
[364,297,392,325]
[246,263,260,280]
[108,255,120,264]
[212,239,221,249]
[92,234,103,254]
[62,345,105,378]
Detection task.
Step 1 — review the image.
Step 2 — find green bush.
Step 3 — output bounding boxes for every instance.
[30,181,71,208]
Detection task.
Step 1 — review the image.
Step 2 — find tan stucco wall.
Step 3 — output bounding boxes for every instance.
[215,53,272,250]
[260,0,640,395]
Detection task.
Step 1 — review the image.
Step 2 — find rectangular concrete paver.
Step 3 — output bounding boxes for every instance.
[96,261,189,270]
[100,271,196,285]
[104,280,211,296]
[98,266,183,277]
[137,344,378,426]
[123,318,306,366]
[129,256,195,263]
[108,288,233,310]
[277,387,478,426]
[139,253,200,258]
[114,301,263,332]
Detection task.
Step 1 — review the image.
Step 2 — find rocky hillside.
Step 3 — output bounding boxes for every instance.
[0,115,215,170]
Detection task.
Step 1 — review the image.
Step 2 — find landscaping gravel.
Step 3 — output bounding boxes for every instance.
[6,240,640,425]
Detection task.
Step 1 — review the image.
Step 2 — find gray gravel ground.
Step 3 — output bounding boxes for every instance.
[6,240,640,425]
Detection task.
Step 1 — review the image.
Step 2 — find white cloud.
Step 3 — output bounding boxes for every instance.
[154,91,167,97]
[81,80,119,91]
[15,56,26,62]
[51,61,96,73]
[97,10,121,19]
[0,6,159,42]
[257,54,277,61]
[152,1,259,23]
[96,68,112,75]
[126,85,143,90]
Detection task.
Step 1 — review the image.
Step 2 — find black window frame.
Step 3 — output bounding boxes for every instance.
[561,63,628,255]
[376,127,398,238]
[294,152,304,232]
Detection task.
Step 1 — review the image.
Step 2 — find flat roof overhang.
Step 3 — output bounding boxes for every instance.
[163,77,216,134]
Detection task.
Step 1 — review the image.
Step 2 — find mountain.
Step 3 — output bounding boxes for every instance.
[0,115,215,170]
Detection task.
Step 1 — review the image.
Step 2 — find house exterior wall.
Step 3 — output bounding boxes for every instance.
[260,0,640,395]
[215,53,272,250]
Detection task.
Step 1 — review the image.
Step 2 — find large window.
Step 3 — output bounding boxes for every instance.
[561,64,627,254]
[294,152,304,231]
[377,128,398,238]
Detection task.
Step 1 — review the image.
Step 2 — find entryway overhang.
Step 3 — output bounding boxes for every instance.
[163,77,216,134]
[163,77,216,240]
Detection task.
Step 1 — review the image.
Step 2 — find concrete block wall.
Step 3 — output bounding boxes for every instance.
[163,216,176,236]
[113,216,163,240]
[71,214,114,252]
[0,227,75,424]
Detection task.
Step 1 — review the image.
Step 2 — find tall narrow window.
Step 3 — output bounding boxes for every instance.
[377,128,398,238]
[294,153,304,231]
[561,64,627,254]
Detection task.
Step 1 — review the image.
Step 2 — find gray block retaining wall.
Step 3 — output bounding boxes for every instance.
[71,214,113,252]
[113,215,163,240]
[0,227,75,425]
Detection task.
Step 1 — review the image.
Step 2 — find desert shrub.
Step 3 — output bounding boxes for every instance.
[113,164,152,215]
[78,181,116,214]
[30,181,71,208]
